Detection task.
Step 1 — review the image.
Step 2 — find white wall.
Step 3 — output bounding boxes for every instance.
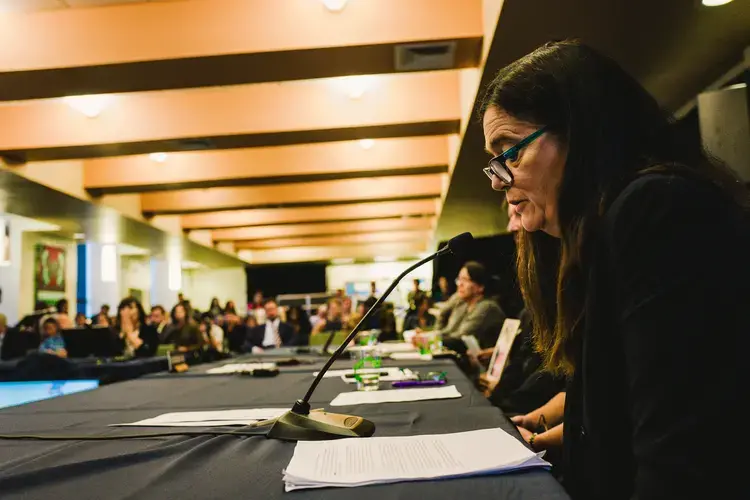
[182,267,247,315]
[149,258,177,310]
[20,233,77,322]
[120,255,150,307]
[326,260,432,309]
[0,220,24,324]
[85,242,121,317]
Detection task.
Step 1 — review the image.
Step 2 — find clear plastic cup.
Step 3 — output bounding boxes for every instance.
[352,345,381,391]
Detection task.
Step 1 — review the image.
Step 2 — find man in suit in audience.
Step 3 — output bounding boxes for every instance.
[244,299,296,351]
[150,305,174,344]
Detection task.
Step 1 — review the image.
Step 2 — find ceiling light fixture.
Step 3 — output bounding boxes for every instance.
[73,233,85,240]
[359,139,375,150]
[338,75,372,99]
[62,94,112,118]
[149,152,168,163]
[702,0,733,5]
[321,0,348,12]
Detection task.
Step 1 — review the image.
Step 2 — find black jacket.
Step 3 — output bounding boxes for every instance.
[113,324,159,358]
[563,174,749,499]
[245,321,298,349]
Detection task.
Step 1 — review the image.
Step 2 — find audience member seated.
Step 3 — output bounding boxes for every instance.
[377,303,398,341]
[200,313,225,352]
[406,278,427,311]
[0,313,6,359]
[431,261,506,350]
[362,281,378,310]
[311,299,344,336]
[38,316,67,358]
[308,305,327,330]
[478,309,566,416]
[431,276,452,303]
[54,299,74,329]
[287,305,312,347]
[403,296,436,332]
[91,304,110,324]
[149,305,173,344]
[244,299,297,351]
[171,302,204,352]
[74,312,88,328]
[345,302,365,330]
[208,297,223,318]
[224,314,247,353]
[340,296,353,326]
[114,297,159,358]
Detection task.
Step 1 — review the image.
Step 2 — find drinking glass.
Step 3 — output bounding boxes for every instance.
[352,345,381,391]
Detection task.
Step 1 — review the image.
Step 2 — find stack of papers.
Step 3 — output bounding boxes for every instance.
[206,363,277,374]
[390,352,433,361]
[330,385,461,406]
[312,367,413,383]
[282,427,550,491]
[113,408,288,427]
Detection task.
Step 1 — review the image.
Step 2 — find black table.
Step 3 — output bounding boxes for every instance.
[0,358,569,500]
[0,356,169,384]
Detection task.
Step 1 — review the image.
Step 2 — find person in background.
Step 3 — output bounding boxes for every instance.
[245,299,296,351]
[403,296,436,332]
[74,312,87,328]
[208,298,222,318]
[341,296,353,326]
[91,304,110,323]
[480,40,748,498]
[309,304,327,330]
[431,276,452,303]
[335,289,344,299]
[171,302,204,352]
[311,299,344,335]
[287,305,312,346]
[0,313,7,359]
[150,305,173,343]
[54,299,74,329]
[200,313,225,352]
[94,312,111,328]
[363,282,378,310]
[431,262,506,349]
[407,278,426,311]
[115,297,158,358]
[223,314,247,353]
[346,302,366,330]
[39,317,67,358]
[248,290,264,311]
[177,292,185,304]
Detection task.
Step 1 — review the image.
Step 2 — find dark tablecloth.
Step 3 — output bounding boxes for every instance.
[0,358,568,500]
[0,356,168,384]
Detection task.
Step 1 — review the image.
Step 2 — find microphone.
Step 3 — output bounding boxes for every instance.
[266,232,473,441]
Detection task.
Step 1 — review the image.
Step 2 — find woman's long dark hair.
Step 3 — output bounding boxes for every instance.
[480,40,746,375]
[115,297,147,331]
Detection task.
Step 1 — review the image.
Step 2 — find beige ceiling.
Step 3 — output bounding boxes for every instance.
[0,0,484,264]
[1,0,746,265]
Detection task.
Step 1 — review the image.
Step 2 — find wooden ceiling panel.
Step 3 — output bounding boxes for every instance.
[239,241,430,265]
[141,173,444,215]
[234,230,430,250]
[181,199,439,230]
[214,217,435,242]
[0,71,460,161]
[83,136,452,194]
[0,0,482,100]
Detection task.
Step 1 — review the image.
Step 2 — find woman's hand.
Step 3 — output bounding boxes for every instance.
[477,347,495,362]
[511,413,536,431]
[477,373,498,397]
[516,425,534,444]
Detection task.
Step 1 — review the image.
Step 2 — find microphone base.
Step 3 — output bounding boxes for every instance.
[266,409,375,441]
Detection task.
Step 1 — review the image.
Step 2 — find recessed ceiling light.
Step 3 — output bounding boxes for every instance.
[149,152,168,163]
[62,95,113,118]
[337,75,373,99]
[321,0,348,12]
[359,139,375,150]
[702,0,733,5]
[73,233,85,240]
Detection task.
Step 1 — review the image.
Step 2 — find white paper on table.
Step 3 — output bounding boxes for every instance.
[206,363,277,374]
[113,408,288,427]
[375,342,418,354]
[329,385,461,406]
[389,352,432,361]
[282,427,550,491]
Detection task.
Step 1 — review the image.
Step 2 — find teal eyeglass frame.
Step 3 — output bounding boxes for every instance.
[483,126,548,189]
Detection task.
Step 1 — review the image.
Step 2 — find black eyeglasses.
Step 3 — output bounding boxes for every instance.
[483,127,547,189]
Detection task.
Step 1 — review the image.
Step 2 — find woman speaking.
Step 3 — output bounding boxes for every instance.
[480,40,747,499]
